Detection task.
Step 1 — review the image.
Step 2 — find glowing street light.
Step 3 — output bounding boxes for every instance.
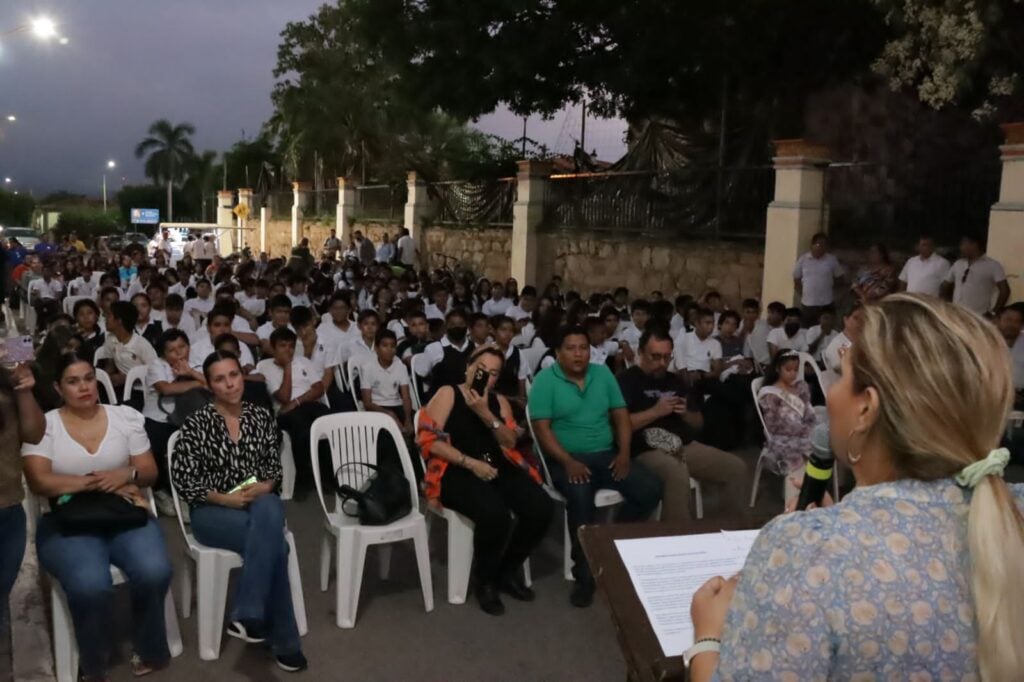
[6,115,15,122]
[59,36,69,45]
[30,17,57,40]
[3,178,11,184]
[103,160,116,211]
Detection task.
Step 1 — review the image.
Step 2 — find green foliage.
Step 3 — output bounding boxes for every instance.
[0,189,36,226]
[224,134,281,190]
[54,207,121,240]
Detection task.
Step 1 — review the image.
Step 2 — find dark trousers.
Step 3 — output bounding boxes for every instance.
[800,304,827,328]
[552,450,662,584]
[144,418,177,491]
[439,463,554,585]
[0,504,26,629]
[277,402,332,490]
[34,299,58,332]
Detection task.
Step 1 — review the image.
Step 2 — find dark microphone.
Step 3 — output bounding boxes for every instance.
[796,422,834,511]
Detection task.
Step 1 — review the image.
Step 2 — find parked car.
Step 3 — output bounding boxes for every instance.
[0,226,40,249]
[107,231,151,251]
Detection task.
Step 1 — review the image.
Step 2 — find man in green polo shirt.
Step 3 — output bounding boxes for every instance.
[529,325,662,607]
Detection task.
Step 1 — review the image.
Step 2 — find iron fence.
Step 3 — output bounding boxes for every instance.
[355,184,406,221]
[307,189,339,220]
[429,178,516,226]
[823,163,1000,249]
[542,167,773,240]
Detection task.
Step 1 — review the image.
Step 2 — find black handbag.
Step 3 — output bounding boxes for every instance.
[48,491,150,535]
[335,462,412,526]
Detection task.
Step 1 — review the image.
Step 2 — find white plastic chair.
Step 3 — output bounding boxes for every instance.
[280,432,296,501]
[520,346,547,375]
[750,376,839,508]
[93,346,110,364]
[333,364,349,393]
[798,352,828,403]
[347,357,364,411]
[409,353,432,409]
[123,365,148,403]
[310,412,434,628]
[94,367,118,405]
[166,432,307,661]
[411,410,531,604]
[26,490,184,682]
[62,295,89,316]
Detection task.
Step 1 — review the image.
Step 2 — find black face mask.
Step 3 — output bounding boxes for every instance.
[447,327,468,343]
[784,322,801,337]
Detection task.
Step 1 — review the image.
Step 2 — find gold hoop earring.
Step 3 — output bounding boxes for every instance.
[847,429,865,464]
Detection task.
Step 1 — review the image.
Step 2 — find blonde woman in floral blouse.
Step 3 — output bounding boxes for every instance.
[689,295,1023,680]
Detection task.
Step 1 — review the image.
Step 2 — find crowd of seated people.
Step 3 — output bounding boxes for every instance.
[0,224,1020,677]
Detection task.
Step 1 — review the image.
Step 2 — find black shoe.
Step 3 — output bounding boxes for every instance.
[570,580,595,608]
[275,650,308,672]
[227,619,267,644]
[499,574,535,602]
[474,583,505,616]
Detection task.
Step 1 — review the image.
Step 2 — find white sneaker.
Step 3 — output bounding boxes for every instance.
[153,490,177,517]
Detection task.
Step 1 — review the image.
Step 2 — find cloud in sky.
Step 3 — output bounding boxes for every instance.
[0,0,624,198]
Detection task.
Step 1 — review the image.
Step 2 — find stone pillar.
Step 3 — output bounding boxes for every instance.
[237,188,253,251]
[291,181,311,248]
[760,139,829,307]
[337,177,356,243]
[216,190,235,256]
[404,171,431,266]
[511,159,551,287]
[988,123,1024,303]
[260,206,269,255]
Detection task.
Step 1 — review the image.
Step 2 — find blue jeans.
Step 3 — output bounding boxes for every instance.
[36,514,172,677]
[0,503,27,629]
[552,450,663,583]
[189,494,300,656]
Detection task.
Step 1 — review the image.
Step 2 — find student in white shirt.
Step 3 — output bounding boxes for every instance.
[183,279,215,324]
[997,304,1024,394]
[674,309,724,383]
[491,315,531,403]
[162,293,199,340]
[805,305,839,364]
[257,295,295,357]
[424,285,453,321]
[101,301,158,389]
[767,308,809,357]
[898,234,951,296]
[291,306,332,388]
[738,299,772,368]
[235,279,267,321]
[189,308,256,370]
[146,281,168,324]
[358,329,413,434]
[286,276,312,309]
[942,234,1010,316]
[822,303,865,374]
[317,291,360,349]
[481,282,513,317]
[255,327,331,490]
[335,309,379,370]
[586,317,620,370]
[67,267,97,298]
[27,263,63,332]
[505,285,537,323]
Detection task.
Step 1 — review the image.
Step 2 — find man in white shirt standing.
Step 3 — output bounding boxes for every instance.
[898,234,951,296]
[942,234,1010,316]
[792,232,845,326]
[376,233,396,264]
[396,227,417,269]
[27,262,63,332]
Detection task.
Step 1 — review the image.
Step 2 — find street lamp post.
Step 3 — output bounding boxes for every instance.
[103,160,116,212]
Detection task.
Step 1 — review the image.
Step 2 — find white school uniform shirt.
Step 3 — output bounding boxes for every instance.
[235,292,267,318]
[418,336,472,375]
[358,357,410,407]
[287,292,312,309]
[424,301,451,321]
[167,282,186,299]
[805,326,839,363]
[898,254,951,296]
[673,330,722,372]
[183,296,215,320]
[742,320,772,367]
[386,319,407,341]
[150,308,167,324]
[823,331,852,374]
[511,322,536,349]
[767,327,809,354]
[103,332,157,375]
[620,324,643,353]
[143,359,176,423]
[164,314,199,340]
[335,335,375,369]
[506,304,531,322]
[28,278,63,301]
[67,276,96,298]
[792,252,845,306]
[22,406,150,475]
[127,278,147,299]
[188,333,254,369]
[257,322,296,343]
[669,313,686,336]
[481,297,513,317]
[317,319,360,351]
[945,256,1007,315]
[255,356,328,412]
[396,234,416,266]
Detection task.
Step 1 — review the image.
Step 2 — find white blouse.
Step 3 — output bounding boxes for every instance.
[21,406,151,476]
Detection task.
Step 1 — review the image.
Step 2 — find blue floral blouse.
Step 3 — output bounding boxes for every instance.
[715,478,1024,680]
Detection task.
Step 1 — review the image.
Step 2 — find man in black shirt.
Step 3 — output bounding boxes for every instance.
[617,328,748,522]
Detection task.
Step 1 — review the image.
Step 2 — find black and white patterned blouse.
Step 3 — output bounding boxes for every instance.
[171,401,282,505]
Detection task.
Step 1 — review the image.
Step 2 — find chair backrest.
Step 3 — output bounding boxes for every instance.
[524,405,556,488]
[165,431,191,544]
[62,295,88,317]
[308,412,421,523]
[798,352,827,403]
[750,376,768,438]
[347,357,363,410]
[333,364,348,392]
[124,365,148,403]
[93,346,110,364]
[520,346,546,375]
[94,367,118,405]
[408,369,422,411]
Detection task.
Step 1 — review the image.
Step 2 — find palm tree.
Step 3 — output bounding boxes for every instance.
[182,150,220,222]
[134,119,196,221]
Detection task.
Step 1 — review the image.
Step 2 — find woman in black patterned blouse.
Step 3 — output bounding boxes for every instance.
[170,351,307,673]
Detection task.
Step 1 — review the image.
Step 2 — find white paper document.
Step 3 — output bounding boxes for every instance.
[614,530,760,656]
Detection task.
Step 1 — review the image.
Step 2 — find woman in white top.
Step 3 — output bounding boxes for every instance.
[22,353,173,680]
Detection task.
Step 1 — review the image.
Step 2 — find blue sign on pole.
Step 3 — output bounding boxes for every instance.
[130,208,160,225]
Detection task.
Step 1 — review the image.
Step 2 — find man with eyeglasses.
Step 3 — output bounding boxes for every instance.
[942,234,1010,316]
[618,328,747,524]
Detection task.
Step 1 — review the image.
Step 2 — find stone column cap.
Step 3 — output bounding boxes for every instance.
[772,139,830,166]
[217,190,234,198]
[406,171,426,185]
[1001,122,1024,145]
[292,181,312,191]
[337,177,356,189]
[516,159,553,178]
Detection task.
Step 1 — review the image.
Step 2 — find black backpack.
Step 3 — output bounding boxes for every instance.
[334,461,411,526]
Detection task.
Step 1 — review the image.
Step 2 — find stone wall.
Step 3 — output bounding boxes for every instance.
[537,231,765,307]
[424,225,513,281]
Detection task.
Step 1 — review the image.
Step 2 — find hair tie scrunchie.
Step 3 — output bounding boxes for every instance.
[956,448,1010,489]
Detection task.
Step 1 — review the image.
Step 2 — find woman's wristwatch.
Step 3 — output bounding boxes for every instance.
[683,638,721,667]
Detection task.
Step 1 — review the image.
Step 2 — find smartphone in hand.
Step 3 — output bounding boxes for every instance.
[471,368,489,395]
[0,336,34,367]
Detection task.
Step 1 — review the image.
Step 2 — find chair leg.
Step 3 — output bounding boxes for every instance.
[280,447,295,501]
[196,554,231,661]
[180,555,193,619]
[163,588,184,658]
[51,585,76,682]
[319,533,332,592]
[693,482,704,520]
[563,511,573,582]
[377,544,392,581]
[285,532,308,637]
[446,514,474,605]
[334,531,367,629]
[749,457,764,508]
[412,522,434,614]
[522,559,532,588]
